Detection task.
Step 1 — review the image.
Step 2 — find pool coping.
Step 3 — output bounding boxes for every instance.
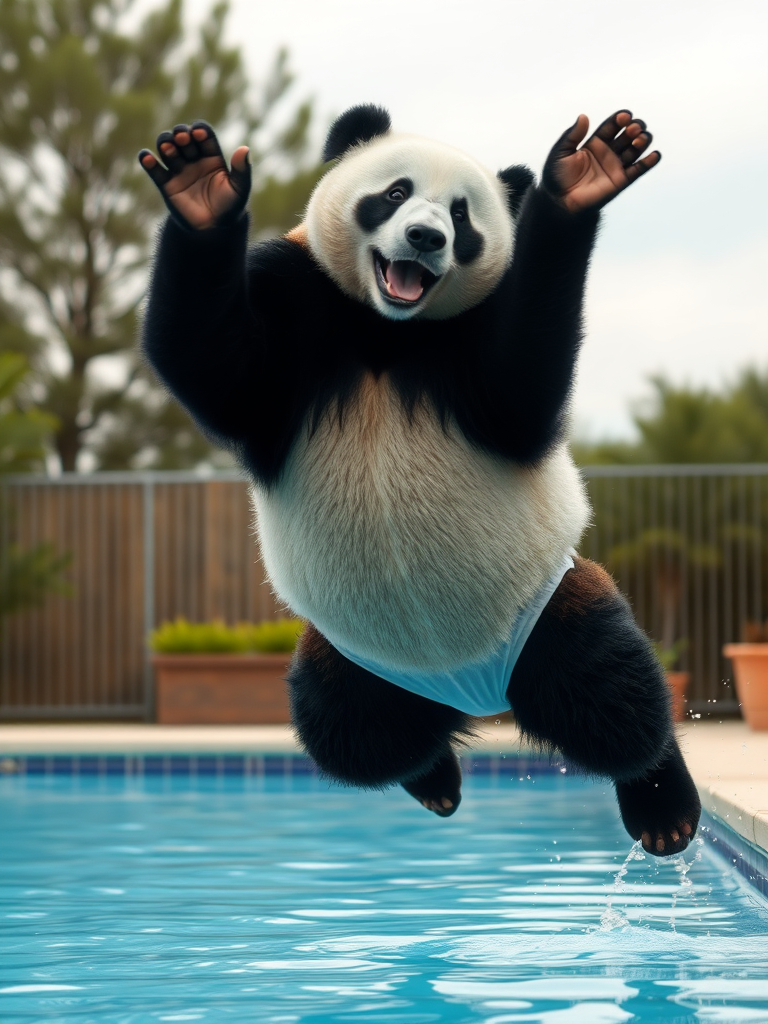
[700,809,768,898]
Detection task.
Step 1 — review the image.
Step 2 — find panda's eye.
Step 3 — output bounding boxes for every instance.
[453,209,465,222]
[388,187,407,202]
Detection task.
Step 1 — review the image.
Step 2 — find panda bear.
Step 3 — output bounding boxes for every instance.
[139,104,701,856]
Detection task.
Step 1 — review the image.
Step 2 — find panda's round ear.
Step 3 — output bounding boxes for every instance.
[323,105,392,162]
[497,164,535,218]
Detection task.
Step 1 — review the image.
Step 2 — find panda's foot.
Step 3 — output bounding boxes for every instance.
[614,741,701,857]
[402,748,462,817]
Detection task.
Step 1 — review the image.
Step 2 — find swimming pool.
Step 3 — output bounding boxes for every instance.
[3,766,768,1023]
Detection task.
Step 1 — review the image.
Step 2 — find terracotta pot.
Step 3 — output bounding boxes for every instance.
[723,644,768,730]
[152,652,293,724]
[666,670,690,723]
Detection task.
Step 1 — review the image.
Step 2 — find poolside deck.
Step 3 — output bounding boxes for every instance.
[1,720,767,858]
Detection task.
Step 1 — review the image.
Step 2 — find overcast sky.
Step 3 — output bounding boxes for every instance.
[181,0,767,441]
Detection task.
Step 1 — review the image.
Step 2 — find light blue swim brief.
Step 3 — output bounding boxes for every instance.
[335,552,575,717]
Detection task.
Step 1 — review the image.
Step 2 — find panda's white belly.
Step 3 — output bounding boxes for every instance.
[251,374,590,671]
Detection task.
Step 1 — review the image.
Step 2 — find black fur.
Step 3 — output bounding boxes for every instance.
[507,557,674,781]
[451,199,484,264]
[497,164,536,218]
[401,747,463,817]
[506,556,700,856]
[143,183,599,486]
[356,178,413,232]
[323,104,392,162]
[288,625,475,789]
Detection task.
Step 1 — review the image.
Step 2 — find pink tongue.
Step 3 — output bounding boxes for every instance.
[386,260,424,301]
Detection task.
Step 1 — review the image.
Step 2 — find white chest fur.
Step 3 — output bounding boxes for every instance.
[251,374,589,671]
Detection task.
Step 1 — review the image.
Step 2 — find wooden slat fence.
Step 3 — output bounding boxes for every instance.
[1,466,767,719]
[0,473,280,719]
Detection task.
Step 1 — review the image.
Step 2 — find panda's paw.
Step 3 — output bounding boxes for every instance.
[614,742,701,857]
[543,109,661,213]
[138,122,251,230]
[402,748,462,818]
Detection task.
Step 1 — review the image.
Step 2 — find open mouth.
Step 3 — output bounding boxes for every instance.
[373,251,439,307]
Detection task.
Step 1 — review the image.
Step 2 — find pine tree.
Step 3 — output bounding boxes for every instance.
[0,0,324,471]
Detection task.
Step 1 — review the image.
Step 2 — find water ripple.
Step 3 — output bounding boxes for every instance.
[1,773,767,1023]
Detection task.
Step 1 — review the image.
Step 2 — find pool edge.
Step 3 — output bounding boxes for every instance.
[700,808,768,898]
[3,722,768,893]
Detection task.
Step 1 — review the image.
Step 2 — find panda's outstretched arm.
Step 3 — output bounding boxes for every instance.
[468,110,659,464]
[143,214,263,445]
[466,183,599,463]
[140,123,298,477]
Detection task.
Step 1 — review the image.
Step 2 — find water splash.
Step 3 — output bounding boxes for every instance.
[599,841,645,931]
[669,834,704,932]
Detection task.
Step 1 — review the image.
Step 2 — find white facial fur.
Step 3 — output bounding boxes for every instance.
[305,133,515,321]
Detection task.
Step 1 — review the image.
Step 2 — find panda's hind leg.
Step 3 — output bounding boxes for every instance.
[507,557,701,856]
[288,624,473,815]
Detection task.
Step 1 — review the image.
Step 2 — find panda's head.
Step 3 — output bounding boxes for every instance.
[304,105,535,322]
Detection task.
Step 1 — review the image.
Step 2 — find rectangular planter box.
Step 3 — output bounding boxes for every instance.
[152,653,293,725]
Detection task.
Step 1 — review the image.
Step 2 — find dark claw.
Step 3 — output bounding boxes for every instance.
[138,148,171,187]
[153,130,183,173]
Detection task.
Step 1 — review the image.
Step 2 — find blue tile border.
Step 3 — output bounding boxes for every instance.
[0,751,561,779]
[701,809,768,899]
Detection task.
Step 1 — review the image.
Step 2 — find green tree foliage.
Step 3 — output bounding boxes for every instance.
[0,353,70,621]
[0,351,57,472]
[574,369,768,465]
[0,0,324,471]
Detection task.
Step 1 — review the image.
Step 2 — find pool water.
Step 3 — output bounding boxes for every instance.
[2,771,768,1023]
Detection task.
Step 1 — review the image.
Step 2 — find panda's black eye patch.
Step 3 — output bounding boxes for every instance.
[451,198,484,264]
[356,178,413,232]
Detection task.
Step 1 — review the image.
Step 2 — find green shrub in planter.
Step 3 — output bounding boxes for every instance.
[652,639,688,671]
[244,618,305,652]
[149,617,304,654]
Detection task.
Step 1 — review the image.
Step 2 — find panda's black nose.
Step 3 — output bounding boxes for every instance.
[406,224,446,252]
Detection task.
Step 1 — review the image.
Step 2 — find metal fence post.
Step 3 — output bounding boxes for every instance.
[143,477,155,721]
